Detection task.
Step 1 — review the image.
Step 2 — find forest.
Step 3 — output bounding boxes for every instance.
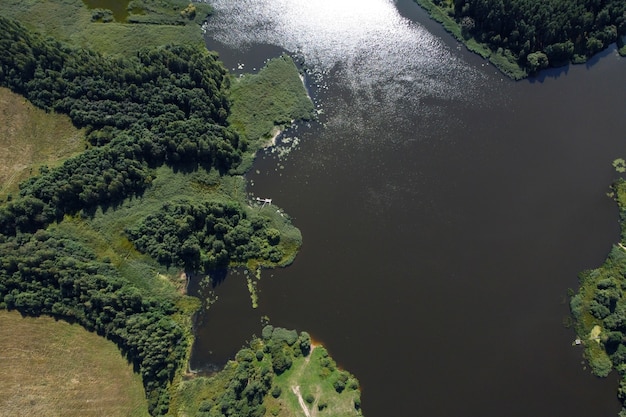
[0,12,319,416]
[416,0,626,78]
[571,178,626,417]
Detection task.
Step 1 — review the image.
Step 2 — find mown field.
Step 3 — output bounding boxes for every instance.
[0,310,148,417]
[0,87,84,200]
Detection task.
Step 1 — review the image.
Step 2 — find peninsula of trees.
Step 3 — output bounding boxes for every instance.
[415,0,626,78]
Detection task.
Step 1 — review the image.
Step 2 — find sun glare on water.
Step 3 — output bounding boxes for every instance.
[204,0,484,119]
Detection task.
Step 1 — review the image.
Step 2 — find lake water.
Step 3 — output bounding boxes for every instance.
[192,0,626,415]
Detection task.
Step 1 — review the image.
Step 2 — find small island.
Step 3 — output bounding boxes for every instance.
[0,1,363,416]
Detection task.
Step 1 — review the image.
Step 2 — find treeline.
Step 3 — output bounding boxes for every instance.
[0,16,251,415]
[571,179,626,416]
[126,199,284,271]
[433,0,626,74]
[0,230,187,415]
[0,16,244,235]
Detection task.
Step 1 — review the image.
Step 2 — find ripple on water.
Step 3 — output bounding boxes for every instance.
[203,0,487,114]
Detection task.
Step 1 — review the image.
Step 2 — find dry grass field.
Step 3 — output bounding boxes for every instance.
[0,310,149,417]
[0,87,84,199]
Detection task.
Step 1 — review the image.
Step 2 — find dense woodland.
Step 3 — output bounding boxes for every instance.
[423,0,626,76]
[0,16,245,236]
[126,199,284,271]
[0,15,307,415]
[571,179,626,416]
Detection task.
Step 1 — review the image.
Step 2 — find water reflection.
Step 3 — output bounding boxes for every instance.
[201,1,626,416]
[204,0,487,118]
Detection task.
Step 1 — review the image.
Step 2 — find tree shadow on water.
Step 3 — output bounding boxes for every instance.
[208,268,229,287]
[528,64,570,83]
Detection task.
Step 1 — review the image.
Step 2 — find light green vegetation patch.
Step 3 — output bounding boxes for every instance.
[0,0,210,57]
[269,345,363,417]
[0,310,149,417]
[571,178,626,413]
[0,87,85,200]
[614,158,626,173]
[229,54,315,168]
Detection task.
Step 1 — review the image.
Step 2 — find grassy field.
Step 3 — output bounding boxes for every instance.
[0,310,149,417]
[0,0,209,57]
[268,346,362,417]
[0,87,85,200]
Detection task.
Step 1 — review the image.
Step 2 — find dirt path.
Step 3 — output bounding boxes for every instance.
[289,344,318,417]
[291,385,312,417]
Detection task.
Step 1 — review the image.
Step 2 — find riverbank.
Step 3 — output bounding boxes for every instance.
[571,178,626,415]
[413,0,626,79]
[413,0,527,79]
[0,3,354,416]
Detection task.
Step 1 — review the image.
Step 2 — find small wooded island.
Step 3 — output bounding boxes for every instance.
[415,0,626,79]
[0,1,362,416]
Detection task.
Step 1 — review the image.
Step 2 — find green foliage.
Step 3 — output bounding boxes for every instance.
[0,15,304,417]
[126,198,284,271]
[0,230,187,415]
[177,328,318,417]
[415,0,626,78]
[0,16,243,235]
[526,51,549,73]
[269,327,299,346]
[571,179,626,413]
[0,0,210,57]
[590,348,614,377]
[228,54,314,151]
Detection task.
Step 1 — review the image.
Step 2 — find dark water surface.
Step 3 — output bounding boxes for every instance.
[192,0,626,415]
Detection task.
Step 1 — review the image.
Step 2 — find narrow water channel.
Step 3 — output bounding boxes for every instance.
[192,1,626,415]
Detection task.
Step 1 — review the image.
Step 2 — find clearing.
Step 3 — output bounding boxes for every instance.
[0,87,84,199]
[0,310,148,417]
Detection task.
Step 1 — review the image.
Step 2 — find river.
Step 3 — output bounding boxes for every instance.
[190,0,626,415]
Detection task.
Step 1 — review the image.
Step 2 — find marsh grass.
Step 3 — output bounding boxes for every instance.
[54,164,301,299]
[0,310,149,417]
[229,55,315,153]
[0,88,85,200]
[0,0,208,56]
